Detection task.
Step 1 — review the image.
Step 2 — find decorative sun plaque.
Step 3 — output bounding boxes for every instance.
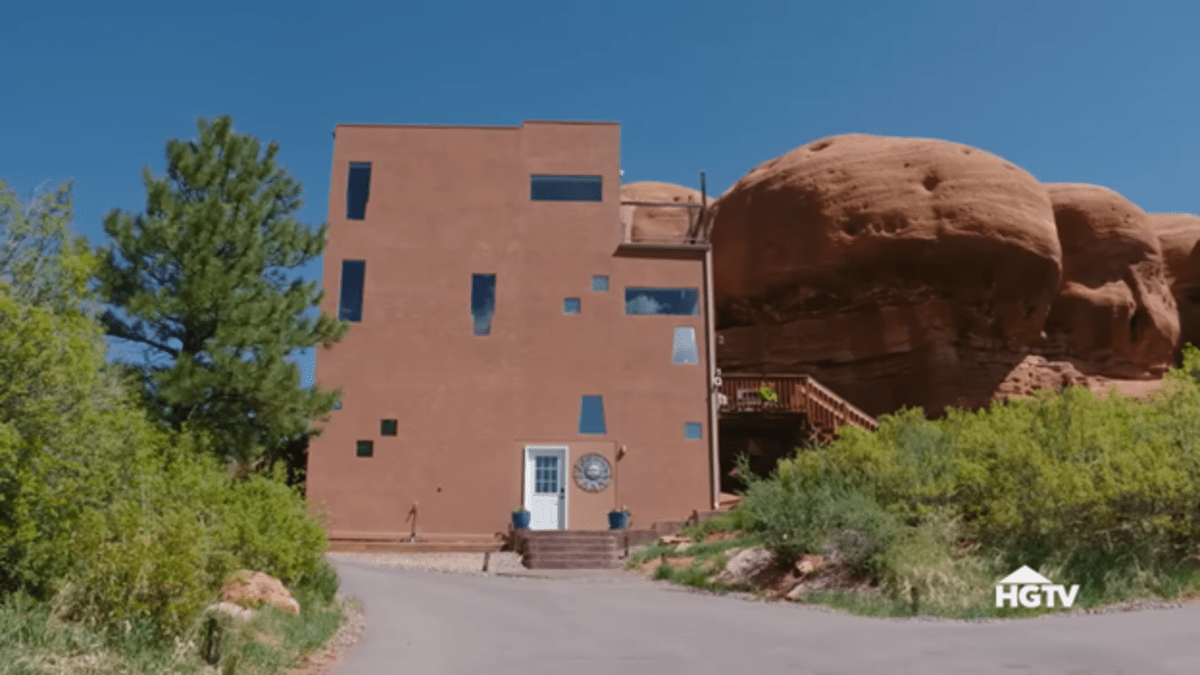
[573,453,613,492]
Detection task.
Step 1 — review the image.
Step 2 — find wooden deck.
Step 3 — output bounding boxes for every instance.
[718,374,878,438]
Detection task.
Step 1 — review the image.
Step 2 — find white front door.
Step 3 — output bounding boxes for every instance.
[524,446,567,530]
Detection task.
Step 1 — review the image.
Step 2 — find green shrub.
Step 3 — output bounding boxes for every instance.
[753,348,1200,600]
[736,453,902,574]
[210,462,334,599]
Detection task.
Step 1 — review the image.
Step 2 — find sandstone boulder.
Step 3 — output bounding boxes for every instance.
[1041,184,1178,377]
[221,570,300,615]
[712,134,1063,416]
[715,546,775,585]
[794,554,827,577]
[620,181,708,244]
[1151,212,1200,356]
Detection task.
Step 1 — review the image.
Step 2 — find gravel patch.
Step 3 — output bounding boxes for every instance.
[327,551,527,576]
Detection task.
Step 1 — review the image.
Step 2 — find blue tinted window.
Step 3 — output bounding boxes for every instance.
[625,288,699,315]
[346,162,371,220]
[672,327,699,364]
[531,175,602,202]
[472,274,496,336]
[684,422,703,440]
[564,298,581,314]
[338,260,366,322]
[579,395,606,435]
[592,275,609,292]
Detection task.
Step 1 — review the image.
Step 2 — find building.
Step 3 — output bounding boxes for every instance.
[306,120,722,539]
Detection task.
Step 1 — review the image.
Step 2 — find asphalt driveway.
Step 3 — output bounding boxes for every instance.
[328,557,1200,675]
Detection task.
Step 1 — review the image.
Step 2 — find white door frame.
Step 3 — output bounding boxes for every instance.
[523,445,568,530]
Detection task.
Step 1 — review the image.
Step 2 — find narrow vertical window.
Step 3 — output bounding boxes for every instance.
[579,395,606,435]
[684,422,703,440]
[346,162,372,220]
[338,260,366,322]
[563,298,581,314]
[671,326,699,364]
[472,273,496,336]
[356,440,374,457]
[591,275,609,292]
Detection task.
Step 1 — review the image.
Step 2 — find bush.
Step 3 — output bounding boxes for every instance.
[210,462,335,601]
[755,347,1200,597]
[736,453,902,575]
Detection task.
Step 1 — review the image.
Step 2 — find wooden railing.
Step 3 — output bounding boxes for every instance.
[618,200,712,246]
[718,374,878,436]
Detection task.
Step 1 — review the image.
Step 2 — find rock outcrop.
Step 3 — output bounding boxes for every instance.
[1041,184,1178,377]
[221,570,300,615]
[620,181,708,244]
[1152,213,1200,356]
[712,134,1063,416]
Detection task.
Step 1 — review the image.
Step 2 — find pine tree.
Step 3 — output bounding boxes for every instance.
[95,116,348,477]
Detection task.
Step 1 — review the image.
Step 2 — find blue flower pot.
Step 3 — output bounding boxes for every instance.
[512,511,531,529]
[608,511,629,529]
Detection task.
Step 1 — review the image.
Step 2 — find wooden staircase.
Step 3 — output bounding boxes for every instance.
[512,530,624,569]
[511,508,733,569]
[718,373,877,439]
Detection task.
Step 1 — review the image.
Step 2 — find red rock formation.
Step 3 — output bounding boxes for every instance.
[1151,212,1200,356]
[1040,184,1178,377]
[620,181,708,244]
[711,134,1063,417]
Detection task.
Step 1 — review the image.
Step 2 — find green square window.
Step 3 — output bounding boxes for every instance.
[381,419,397,436]
[356,440,374,457]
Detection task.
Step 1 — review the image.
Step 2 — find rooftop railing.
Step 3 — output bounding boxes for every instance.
[618,200,712,247]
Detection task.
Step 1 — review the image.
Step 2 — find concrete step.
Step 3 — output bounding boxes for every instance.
[524,556,624,570]
[517,530,621,539]
[521,539,618,551]
[328,541,503,553]
[523,542,619,554]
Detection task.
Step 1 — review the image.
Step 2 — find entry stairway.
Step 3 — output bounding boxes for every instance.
[511,508,732,570]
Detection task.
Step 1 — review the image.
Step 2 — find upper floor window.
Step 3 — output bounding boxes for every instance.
[625,287,699,316]
[591,275,609,292]
[346,162,372,220]
[472,273,496,336]
[671,326,699,364]
[339,260,366,322]
[531,175,602,202]
[579,395,607,435]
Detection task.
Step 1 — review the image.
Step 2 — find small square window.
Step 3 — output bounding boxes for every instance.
[684,422,703,440]
[356,440,374,457]
[564,298,581,314]
[381,419,397,436]
[333,399,343,411]
[592,275,609,292]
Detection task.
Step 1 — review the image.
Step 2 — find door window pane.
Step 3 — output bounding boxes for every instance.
[534,455,559,493]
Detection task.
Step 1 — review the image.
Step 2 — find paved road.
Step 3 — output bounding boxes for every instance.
[329,558,1200,675]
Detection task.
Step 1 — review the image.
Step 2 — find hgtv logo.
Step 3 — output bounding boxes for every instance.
[995,565,1081,608]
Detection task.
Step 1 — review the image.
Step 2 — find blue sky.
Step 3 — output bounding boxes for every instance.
[4,0,1198,387]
